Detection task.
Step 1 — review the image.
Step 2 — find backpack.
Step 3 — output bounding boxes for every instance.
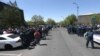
[86,32,93,40]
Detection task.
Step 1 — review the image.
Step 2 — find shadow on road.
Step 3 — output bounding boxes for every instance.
[93,47,100,49]
[46,38,52,40]
[27,44,47,50]
[0,46,27,51]
[42,37,52,40]
[87,46,100,49]
[40,44,47,46]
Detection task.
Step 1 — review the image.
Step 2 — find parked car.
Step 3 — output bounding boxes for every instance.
[0,34,22,49]
[93,31,100,43]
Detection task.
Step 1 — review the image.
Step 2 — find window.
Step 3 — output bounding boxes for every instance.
[8,35,19,38]
[0,37,6,40]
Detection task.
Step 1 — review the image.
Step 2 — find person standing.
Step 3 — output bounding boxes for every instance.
[34,29,41,45]
[85,30,94,49]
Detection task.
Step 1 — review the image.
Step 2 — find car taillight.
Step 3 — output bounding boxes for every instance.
[16,39,21,43]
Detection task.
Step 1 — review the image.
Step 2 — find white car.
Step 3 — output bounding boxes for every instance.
[93,31,100,43]
[0,34,22,49]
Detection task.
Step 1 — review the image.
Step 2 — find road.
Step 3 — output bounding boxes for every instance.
[0,28,100,56]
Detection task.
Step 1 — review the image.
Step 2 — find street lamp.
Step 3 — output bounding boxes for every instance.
[73,2,79,19]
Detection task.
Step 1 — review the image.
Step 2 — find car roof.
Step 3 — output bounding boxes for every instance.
[0,34,13,38]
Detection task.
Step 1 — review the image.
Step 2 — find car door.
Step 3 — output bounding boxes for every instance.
[93,31,100,43]
[93,34,100,43]
[0,37,7,49]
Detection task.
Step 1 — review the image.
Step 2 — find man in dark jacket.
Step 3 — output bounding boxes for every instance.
[86,30,94,48]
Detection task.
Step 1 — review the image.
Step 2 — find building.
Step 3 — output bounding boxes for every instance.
[0,1,26,27]
[77,13,100,25]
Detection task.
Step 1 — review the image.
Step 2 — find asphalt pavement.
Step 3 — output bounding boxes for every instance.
[0,28,100,56]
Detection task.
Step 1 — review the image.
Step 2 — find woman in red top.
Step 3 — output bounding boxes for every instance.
[34,30,41,45]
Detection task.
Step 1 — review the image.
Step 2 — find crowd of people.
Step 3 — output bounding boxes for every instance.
[0,25,53,48]
[66,24,100,49]
[66,24,98,36]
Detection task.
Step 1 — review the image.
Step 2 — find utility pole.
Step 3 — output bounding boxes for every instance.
[73,2,79,19]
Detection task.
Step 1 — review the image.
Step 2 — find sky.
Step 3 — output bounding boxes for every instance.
[1,0,100,22]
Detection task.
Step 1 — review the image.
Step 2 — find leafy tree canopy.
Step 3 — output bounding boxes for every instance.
[31,15,45,26]
[46,18,56,25]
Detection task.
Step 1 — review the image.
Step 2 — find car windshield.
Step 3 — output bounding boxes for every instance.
[8,35,19,38]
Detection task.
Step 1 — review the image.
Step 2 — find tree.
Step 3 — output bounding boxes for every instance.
[59,14,77,26]
[59,21,65,27]
[91,14,100,25]
[4,6,22,27]
[0,3,4,11]
[0,2,24,27]
[66,14,77,25]
[31,15,45,26]
[63,14,77,25]
[46,18,56,25]
[26,21,34,26]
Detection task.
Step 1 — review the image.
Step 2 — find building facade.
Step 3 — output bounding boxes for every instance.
[77,14,100,25]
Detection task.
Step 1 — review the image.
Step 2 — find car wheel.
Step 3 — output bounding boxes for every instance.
[5,44,13,50]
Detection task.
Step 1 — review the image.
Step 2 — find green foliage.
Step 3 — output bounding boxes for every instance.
[26,21,33,26]
[91,14,100,25]
[31,15,45,26]
[66,14,77,25]
[59,14,77,26]
[46,18,56,25]
[0,4,23,27]
[0,4,4,11]
[59,21,66,27]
